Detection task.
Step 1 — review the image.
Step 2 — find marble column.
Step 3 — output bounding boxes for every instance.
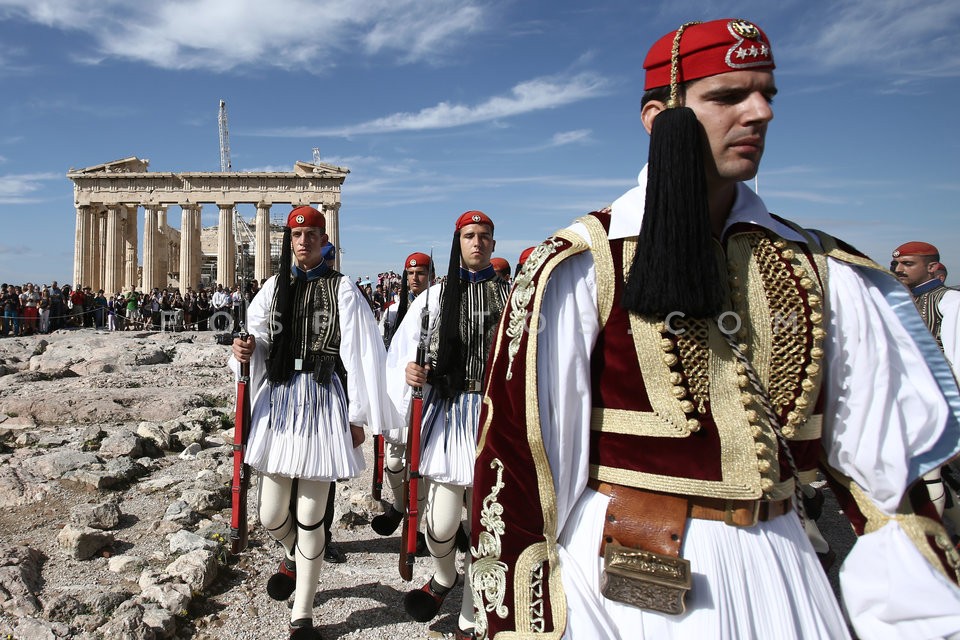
[179,204,200,291]
[104,205,124,295]
[73,205,90,288]
[142,206,159,292]
[123,204,139,292]
[157,208,169,289]
[325,203,341,272]
[255,203,272,282]
[191,206,202,289]
[97,211,107,292]
[217,204,236,287]
[85,208,98,291]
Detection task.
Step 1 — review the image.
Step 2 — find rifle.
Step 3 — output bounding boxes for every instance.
[399,273,432,581]
[371,434,385,501]
[230,247,252,555]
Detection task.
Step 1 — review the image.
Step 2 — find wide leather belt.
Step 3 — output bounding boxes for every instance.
[588,478,792,556]
[585,478,793,616]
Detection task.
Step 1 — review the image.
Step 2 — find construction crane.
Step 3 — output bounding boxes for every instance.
[218,100,232,172]
[218,100,254,282]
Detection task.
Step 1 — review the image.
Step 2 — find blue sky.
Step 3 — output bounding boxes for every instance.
[1,0,958,286]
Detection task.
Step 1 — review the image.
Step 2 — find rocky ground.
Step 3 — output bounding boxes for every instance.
[0,329,466,640]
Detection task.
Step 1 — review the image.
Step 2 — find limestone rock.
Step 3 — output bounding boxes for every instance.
[56,524,114,560]
[165,548,218,592]
[70,501,122,530]
[0,545,45,616]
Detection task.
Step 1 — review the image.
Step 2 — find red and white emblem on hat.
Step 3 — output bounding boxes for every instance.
[455,210,494,231]
[409,259,417,266]
[726,19,771,69]
[295,214,305,224]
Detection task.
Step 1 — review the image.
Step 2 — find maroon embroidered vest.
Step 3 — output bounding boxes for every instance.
[587,211,828,501]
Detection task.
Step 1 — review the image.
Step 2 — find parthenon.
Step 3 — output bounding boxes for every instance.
[68,156,349,293]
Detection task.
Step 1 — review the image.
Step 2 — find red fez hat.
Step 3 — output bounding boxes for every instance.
[517,246,536,267]
[286,205,326,230]
[644,19,775,90]
[405,252,431,269]
[892,241,939,258]
[490,257,510,273]
[455,210,494,231]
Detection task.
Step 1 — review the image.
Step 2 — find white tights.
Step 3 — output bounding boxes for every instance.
[259,474,330,623]
[425,480,475,631]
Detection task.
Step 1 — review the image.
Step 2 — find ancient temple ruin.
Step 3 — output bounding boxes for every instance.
[67,156,349,292]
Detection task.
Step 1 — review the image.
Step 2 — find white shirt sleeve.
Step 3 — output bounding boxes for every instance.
[534,250,600,535]
[384,286,440,425]
[337,276,395,431]
[823,259,960,638]
[940,290,960,377]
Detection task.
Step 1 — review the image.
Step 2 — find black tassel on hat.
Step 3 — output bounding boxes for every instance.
[268,226,294,383]
[622,22,724,319]
[431,233,466,400]
[386,270,412,342]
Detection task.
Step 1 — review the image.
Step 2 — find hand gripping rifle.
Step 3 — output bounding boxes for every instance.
[399,274,431,580]
[230,249,252,555]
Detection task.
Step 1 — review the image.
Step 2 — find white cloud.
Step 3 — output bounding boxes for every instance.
[0,172,61,203]
[505,129,594,154]
[257,73,610,137]
[785,0,960,78]
[0,0,493,71]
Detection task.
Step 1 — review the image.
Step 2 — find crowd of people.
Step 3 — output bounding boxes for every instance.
[0,280,261,337]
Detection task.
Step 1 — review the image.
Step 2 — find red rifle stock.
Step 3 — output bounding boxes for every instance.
[399,308,429,581]
[372,434,385,501]
[230,331,252,555]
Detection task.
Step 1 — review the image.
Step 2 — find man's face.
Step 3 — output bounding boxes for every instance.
[893,255,936,288]
[459,223,495,271]
[407,266,430,295]
[290,227,328,270]
[646,70,776,190]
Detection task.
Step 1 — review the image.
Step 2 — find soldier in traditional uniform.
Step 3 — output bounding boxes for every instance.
[231,206,393,639]
[387,211,510,639]
[372,251,433,539]
[471,19,960,640]
[893,241,960,370]
[490,257,511,283]
[513,246,536,280]
[892,240,960,529]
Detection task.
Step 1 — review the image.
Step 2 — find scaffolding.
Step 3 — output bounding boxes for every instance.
[218,100,255,285]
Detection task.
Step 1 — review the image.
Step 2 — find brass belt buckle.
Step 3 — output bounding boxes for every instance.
[600,543,692,615]
[724,499,760,527]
